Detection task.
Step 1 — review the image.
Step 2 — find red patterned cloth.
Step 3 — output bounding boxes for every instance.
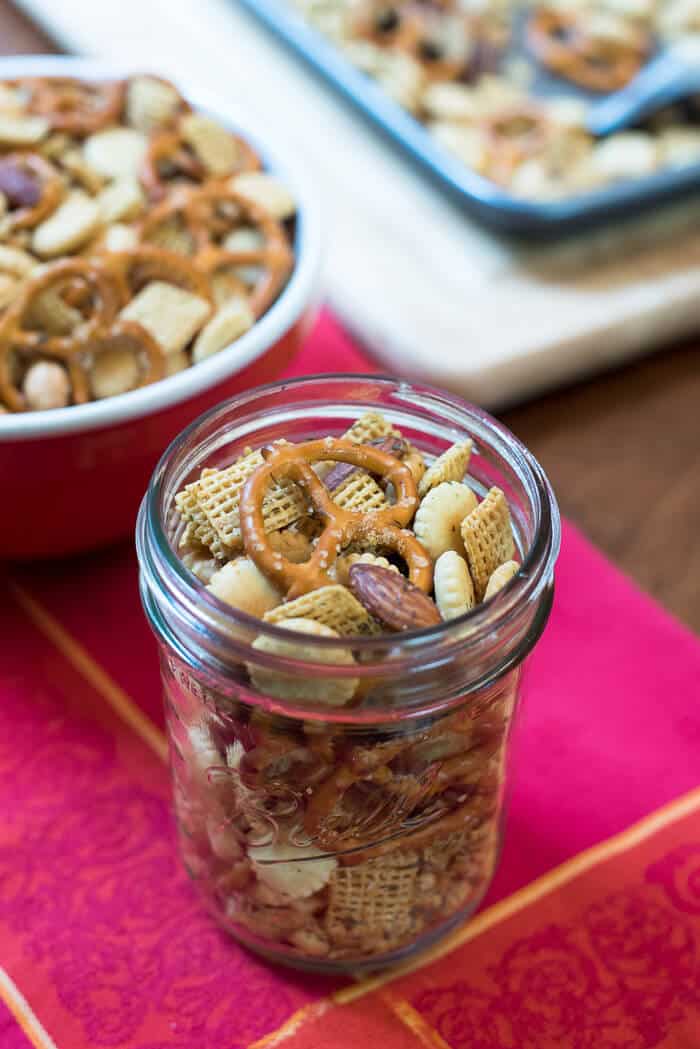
[1,311,700,1048]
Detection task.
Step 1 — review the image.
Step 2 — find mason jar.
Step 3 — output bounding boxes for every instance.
[136,375,560,971]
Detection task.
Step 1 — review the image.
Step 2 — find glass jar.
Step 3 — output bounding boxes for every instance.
[136,375,560,971]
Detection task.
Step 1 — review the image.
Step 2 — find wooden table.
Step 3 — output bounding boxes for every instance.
[3,0,699,633]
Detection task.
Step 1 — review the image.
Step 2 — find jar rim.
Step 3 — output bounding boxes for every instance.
[137,374,560,686]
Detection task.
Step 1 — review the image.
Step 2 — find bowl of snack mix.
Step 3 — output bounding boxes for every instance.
[137,374,560,971]
[0,57,321,559]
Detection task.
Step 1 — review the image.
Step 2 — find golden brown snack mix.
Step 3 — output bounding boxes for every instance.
[0,73,296,413]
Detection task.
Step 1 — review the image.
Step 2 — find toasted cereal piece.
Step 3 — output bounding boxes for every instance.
[25,286,82,335]
[418,440,473,498]
[97,176,145,224]
[207,557,282,617]
[165,350,189,376]
[265,584,380,636]
[0,113,49,146]
[334,551,398,586]
[268,526,314,564]
[249,842,337,898]
[100,222,139,252]
[195,446,307,550]
[434,550,475,620]
[0,273,17,310]
[32,191,101,258]
[332,471,387,513]
[180,113,242,176]
[325,853,418,949]
[249,618,358,705]
[22,360,71,410]
[126,75,182,132]
[60,148,106,194]
[175,482,234,560]
[120,281,211,355]
[83,127,149,179]
[230,172,296,220]
[0,245,38,278]
[413,481,478,560]
[343,410,402,445]
[403,447,426,486]
[484,559,519,601]
[89,347,141,399]
[192,299,254,363]
[38,131,72,160]
[460,487,515,601]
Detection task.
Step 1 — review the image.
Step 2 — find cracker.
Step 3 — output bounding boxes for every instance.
[334,552,398,586]
[83,127,149,179]
[249,617,358,705]
[484,559,519,601]
[25,286,82,335]
[434,549,475,619]
[325,853,418,949]
[343,410,402,445]
[460,487,515,601]
[60,147,106,194]
[0,113,48,146]
[32,191,101,258]
[265,584,380,636]
[418,440,473,497]
[207,557,282,617]
[332,471,387,513]
[413,481,478,560]
[101,222,138,252]
[96,175,145,224]
[175,482,233,559]
[249,842,337,898]
[230,172,296,220]
[181,113,242,176]
[192,299,254,362]
[119,281,211,355]
[126,76,181,133]
[0,245,38,279]
[195,445,307,550]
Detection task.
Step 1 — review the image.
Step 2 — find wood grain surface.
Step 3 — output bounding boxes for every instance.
[2,0,698,632]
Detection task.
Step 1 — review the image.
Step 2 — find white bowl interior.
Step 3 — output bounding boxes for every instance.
[0,56,322,441]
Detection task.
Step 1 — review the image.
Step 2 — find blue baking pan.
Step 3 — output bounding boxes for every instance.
[236,0,700,235]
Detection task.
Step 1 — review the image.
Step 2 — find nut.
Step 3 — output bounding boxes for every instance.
[348,563,442,631]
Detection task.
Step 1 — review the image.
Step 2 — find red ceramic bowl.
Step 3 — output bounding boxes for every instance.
[0,58,322,559]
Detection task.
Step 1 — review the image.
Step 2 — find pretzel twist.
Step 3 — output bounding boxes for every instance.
[0,152,63,232]
[141,126,261,201]
[527,9,647,93]
[138,184,292,317]
[239,438,432,599]
[22,76,126,133]
[0,257,154,411]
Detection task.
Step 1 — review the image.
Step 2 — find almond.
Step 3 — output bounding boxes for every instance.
[324,435,408,492]
[348,563,442,631]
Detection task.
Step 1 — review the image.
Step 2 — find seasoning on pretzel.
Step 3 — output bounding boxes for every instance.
[239,437,433,598]
[526,8,649,93]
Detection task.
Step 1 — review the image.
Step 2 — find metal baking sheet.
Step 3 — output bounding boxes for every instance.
[237,0,700,234]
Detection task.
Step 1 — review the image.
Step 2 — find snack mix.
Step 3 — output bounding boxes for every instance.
[170,410,522,964]
[0,75,296,412]
[291,0,700,198]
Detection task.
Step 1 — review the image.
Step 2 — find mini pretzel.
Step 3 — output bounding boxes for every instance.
[22,77,126,133]
[141,127,260,201]
[103,245,214,304]
[139,184,292,316]
[239,438,432,599]
[481,105,550,184]
[352,1,466,82]
[0,257,126,410]
[0,152,63,231]
[526,9,647,93]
